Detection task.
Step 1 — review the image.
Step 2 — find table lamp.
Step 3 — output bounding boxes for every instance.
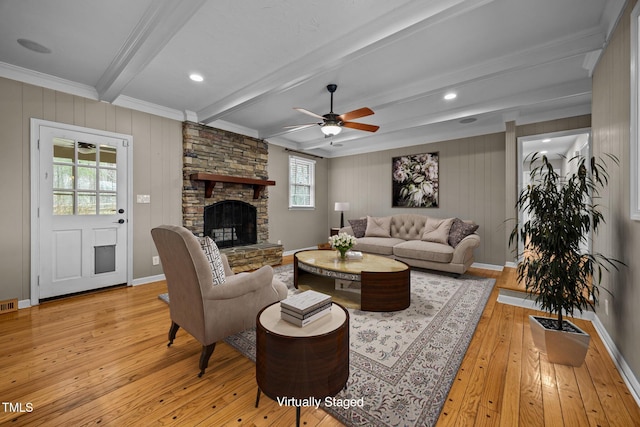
[334,202,350,228]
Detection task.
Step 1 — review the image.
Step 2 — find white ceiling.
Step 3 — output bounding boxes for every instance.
[0,0,625,158]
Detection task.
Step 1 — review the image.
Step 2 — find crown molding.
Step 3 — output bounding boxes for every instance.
[0,61,98,99]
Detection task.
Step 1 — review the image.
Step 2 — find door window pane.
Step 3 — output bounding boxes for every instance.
[53,138,74,163]
[99,169,117,191]
[99,145,117,167]
[77,142,97,165]
[53,191,74,215]
[99,194,116,215]
[77,167,97,190]
[53,164,74,189]
[77,193,97,215]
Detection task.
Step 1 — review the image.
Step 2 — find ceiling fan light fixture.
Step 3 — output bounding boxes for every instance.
[321,123,342,136]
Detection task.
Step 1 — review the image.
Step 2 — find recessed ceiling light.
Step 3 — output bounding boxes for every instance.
[189,73,204,82]
[444,92,457,100]
[542,138,551,143]
[17,38,51,54]
[459,117,477,124]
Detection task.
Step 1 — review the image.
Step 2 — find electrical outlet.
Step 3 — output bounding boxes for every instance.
[152,256,160,266]
[277,240,282,245]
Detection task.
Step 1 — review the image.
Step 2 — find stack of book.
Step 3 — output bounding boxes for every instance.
[280,290,332,327]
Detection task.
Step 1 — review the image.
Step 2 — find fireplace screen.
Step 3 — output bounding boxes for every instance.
[204,200,257,248]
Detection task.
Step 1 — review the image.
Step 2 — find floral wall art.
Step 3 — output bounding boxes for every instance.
[392,152,439,207]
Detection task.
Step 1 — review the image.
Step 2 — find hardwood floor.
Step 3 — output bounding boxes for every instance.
[1,261,639,426]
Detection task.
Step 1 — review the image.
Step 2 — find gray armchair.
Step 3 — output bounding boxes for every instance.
[151,225,288,377]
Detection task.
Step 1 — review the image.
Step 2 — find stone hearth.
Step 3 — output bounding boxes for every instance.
[182,122,282,271]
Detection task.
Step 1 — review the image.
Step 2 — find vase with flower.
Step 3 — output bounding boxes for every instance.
[328,232,357,260]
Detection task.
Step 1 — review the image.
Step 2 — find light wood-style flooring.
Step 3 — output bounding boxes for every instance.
[1,259,639,426]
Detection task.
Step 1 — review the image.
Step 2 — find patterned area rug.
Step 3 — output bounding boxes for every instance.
[222,264,495,426]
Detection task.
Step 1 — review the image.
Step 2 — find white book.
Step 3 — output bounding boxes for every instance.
[281,305,332,327]
[280,290,331,314]
[281,302,332,320]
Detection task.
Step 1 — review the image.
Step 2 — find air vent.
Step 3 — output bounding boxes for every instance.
[0,299,18,314]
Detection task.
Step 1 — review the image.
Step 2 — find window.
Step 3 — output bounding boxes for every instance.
[289,155,315,209]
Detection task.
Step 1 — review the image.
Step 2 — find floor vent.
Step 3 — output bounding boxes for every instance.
[0,299,18,314]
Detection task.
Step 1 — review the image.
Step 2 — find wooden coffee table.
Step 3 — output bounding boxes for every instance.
[255,301,349,427]
[294,250,410,312]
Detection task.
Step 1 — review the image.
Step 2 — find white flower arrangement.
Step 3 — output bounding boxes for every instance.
[328,232,357,251]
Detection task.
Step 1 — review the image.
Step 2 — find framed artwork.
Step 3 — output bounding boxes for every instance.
[392,152,439,207]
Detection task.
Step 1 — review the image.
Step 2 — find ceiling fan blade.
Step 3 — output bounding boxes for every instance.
[343,121,380,133]
[294,108,325,120]
[339,107,374,121]
[283,123,319,130]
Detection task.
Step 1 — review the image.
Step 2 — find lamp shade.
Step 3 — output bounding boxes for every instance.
[334,202,350,211]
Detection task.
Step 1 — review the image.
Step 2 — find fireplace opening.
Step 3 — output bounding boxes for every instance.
[204,200,257,248]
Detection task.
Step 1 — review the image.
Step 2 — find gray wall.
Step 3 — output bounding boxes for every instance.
[592,0,640,383]
[0,77,182,301]
[327,133,507,266]
[267,146,329,252]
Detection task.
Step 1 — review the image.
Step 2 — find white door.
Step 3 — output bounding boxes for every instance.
[34,122,131,300]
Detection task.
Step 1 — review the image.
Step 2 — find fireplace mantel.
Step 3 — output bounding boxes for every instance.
[190,173,276,199]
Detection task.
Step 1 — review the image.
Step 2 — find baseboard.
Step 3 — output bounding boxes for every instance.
[132,274,166,286]
[18,299,31,309]
[497,288,640,407]
[471,262,503,271]
[591,315,640,406]
[283,246,317,256]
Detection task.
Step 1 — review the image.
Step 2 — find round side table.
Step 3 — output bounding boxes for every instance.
[255,301,349,427]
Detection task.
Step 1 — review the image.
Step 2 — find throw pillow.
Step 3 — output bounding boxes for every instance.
[421,217,455,244]
[348,218,368,238]
[365,216,391,238]
[448,218,479,247]
[199,236,226,285]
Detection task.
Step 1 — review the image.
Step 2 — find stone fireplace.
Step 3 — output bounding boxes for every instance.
[182,122,282,272]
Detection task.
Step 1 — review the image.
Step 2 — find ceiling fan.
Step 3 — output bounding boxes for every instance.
[285,84,379,137]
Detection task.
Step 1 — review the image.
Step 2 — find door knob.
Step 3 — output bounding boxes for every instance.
[114,219,125,224]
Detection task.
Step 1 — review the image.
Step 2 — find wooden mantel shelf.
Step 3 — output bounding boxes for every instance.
[190,173,276,199]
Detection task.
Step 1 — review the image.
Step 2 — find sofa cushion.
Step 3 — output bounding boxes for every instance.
[355,237,405,256]
[448,218,479,247]
[348,218,368,238]
[199,236,226,285]
[421,217,454,244]
[393,240,454,263]
[365,216,391,237]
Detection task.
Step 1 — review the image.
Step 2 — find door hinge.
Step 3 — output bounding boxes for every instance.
[37,139,40,149]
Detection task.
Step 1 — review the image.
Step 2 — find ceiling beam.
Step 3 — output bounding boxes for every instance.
[298,79,592,151]
[258,25,603,140]
[96,0,207,102]
[197,0,497,124]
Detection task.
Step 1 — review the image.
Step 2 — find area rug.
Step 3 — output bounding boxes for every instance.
[219,264,495,427]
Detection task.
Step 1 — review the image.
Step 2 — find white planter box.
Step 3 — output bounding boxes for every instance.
[529,315,590,367]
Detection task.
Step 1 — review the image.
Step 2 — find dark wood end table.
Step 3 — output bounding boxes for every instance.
[255,301,349,427]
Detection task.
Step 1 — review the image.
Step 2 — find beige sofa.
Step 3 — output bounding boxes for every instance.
[339,214,480,275]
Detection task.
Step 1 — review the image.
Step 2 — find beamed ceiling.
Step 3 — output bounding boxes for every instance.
[0,0,626,157]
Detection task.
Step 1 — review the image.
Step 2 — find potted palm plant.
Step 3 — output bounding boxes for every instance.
[509,152,620,366]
